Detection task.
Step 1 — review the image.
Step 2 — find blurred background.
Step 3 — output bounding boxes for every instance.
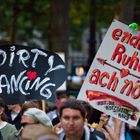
[0,0,140,97]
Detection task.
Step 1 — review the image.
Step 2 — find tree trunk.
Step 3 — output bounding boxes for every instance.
[10,1,19,44]
[87,0,96,69]
[120,0,135,24]
[47,0,70,62]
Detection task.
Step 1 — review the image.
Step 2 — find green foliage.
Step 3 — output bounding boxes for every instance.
[69,0,89,51]
[0,0,50,44]
[69,0,121,51]
[0,0,121,49]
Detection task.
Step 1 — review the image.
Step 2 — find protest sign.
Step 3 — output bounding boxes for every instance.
[77,19,140,126]
[56,52,67,91]
[0,44,67,105]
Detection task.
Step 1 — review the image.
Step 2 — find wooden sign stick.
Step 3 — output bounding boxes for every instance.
[41,100,46,112]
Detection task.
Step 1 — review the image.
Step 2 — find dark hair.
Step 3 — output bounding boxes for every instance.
[56,91,69,100]
[52,117,60,126]
[58,99,86,118]
[21,101,39,115]
[80,100,93,121]
[0,98,7,121]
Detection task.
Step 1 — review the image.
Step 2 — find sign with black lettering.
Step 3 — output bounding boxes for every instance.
[0,44,67,104]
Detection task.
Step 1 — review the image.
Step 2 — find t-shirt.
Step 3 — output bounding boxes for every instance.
[0,122,17,140]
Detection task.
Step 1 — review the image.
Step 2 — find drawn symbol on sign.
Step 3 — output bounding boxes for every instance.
[26,71,37,80]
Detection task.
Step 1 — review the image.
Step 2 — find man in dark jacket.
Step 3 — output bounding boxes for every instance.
[6,104,22,130]
[58,99,105,140]
[0,132,3,140]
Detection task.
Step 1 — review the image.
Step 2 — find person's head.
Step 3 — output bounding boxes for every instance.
[21,107,52,128]
[80,100,93,122]
[21,123,59,140]
[22,101,39,114]
[56,91,69,103]
[0,98,6,121]
[58,99,86,137]
[7,103,22,112]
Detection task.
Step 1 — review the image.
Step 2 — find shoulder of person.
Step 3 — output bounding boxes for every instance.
[6,122,15,127]
[6,123,17,130]
[6,129,21,140]
[84,125,105,140]
[90,129,106,140]
[0,131,3,140]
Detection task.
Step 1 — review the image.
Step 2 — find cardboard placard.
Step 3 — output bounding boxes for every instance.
[77,20,140,126]
[0,45,67,104]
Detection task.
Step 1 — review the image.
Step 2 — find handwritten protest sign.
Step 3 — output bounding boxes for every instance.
[0,44,67,105]
[77,19,140,126]
[57,52,66,91]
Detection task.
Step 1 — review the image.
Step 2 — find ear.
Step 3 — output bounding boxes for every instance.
[57,112,61,119]
[0,107,4,115]
[85,113,87,120]
[85,118,88,123]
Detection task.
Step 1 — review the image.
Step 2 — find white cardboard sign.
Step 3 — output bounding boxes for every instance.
[77,20,140,126]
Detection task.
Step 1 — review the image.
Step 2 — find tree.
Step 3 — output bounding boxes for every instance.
[0,0,50,45]
[47,0,70,60]
[120,0,136,24]
[87,0,96,68]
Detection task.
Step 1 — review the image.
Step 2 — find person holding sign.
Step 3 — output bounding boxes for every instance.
[99,113,125,140]
[57,99,105,140]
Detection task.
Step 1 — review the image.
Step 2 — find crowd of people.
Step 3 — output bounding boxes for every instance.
[0,91,139,140]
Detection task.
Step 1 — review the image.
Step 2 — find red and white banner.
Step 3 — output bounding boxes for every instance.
[77,19,140,126]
